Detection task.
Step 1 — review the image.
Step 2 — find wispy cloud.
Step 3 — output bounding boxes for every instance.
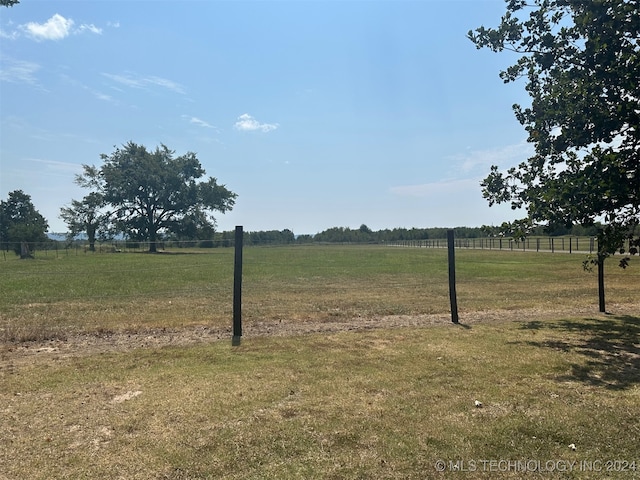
[27,158,84,175]
[18,14,102,41]
[102,72,186,95]
[21,158,82,178]
[449,141,533,174]
[0,26,20,40]
[59,73,116,104]
[234,113,279,132]
[390,142,533,200]
[0,57,42,86]
[146,76,185,94]
[102,73,143,88]
[390,178,479,198]
[76,23,103,35]
[183,115,219,130]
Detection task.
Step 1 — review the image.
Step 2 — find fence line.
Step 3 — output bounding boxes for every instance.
[0,239,233,259]
[386,236,606,254]
[4,235,637,262]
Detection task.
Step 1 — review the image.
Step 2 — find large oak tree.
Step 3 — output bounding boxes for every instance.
[469,0,639,311]
[83,142,237,253]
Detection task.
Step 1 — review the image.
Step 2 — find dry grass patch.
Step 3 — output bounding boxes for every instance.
[2,314,638,479]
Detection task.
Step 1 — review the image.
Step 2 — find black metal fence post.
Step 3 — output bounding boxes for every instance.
[233,225,243,344]
[447,229,459,324]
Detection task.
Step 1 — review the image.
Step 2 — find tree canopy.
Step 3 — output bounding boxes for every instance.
[469,0,639,309]
[0,190,49,258]
[82,142,237,252]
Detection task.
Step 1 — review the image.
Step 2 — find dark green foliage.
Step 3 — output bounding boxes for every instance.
[312,226,488,243]
[60,191,108,252]
[468,0,639,268]
[0,190,49,258]
[245,229,295,246]
[81,142,237,252]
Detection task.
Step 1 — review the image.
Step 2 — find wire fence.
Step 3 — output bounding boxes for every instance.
[0,235,625,260]
[387,236,605,253]
[1,236,638,342]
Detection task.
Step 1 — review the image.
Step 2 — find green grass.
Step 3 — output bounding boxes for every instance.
[1,317,638,479]
[0,245,638,340]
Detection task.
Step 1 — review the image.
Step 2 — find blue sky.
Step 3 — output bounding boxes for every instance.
[1,0,533,235]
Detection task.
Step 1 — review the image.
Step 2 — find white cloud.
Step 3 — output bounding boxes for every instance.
[22,14,75,41]
[14,14,104,41]
[102,72,186,95]
[0,57,41,86]
[234,113,279,132]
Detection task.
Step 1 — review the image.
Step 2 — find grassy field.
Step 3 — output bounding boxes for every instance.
[1,245,639,479]
[0,245,638,339]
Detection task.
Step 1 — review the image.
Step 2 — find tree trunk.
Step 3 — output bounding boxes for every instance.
[149,230,157,253]
[88,225,96,252]
[597,254,606,313]
[20,241,32,259]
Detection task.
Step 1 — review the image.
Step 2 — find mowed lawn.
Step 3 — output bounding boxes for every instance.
[1,245,639,479]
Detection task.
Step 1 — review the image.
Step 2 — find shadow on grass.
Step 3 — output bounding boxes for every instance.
[518,315,640,390]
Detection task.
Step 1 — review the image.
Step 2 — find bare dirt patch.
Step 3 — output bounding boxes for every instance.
[1,303,638,371]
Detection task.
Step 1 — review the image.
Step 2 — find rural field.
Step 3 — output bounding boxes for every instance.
[1,245,639,479]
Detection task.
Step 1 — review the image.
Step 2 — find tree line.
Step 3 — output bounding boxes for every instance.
[2,187,607,257]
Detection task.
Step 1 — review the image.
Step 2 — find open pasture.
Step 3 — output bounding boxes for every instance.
[1,245,639,479]
[0,245,638,340]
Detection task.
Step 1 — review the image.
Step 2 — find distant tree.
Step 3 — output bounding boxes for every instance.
[296,234,314,244]
[469,0,639,312]
[0,190,49,258]
[60,193,109,251]
[86,142,237,253]
[60,165,111,251]
[245,229,295,245]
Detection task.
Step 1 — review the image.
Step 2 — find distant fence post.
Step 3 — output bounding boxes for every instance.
[233,225,243,344]
[447,229,459,324]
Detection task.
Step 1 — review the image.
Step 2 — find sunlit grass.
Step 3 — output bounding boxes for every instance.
[2,316,638,479]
